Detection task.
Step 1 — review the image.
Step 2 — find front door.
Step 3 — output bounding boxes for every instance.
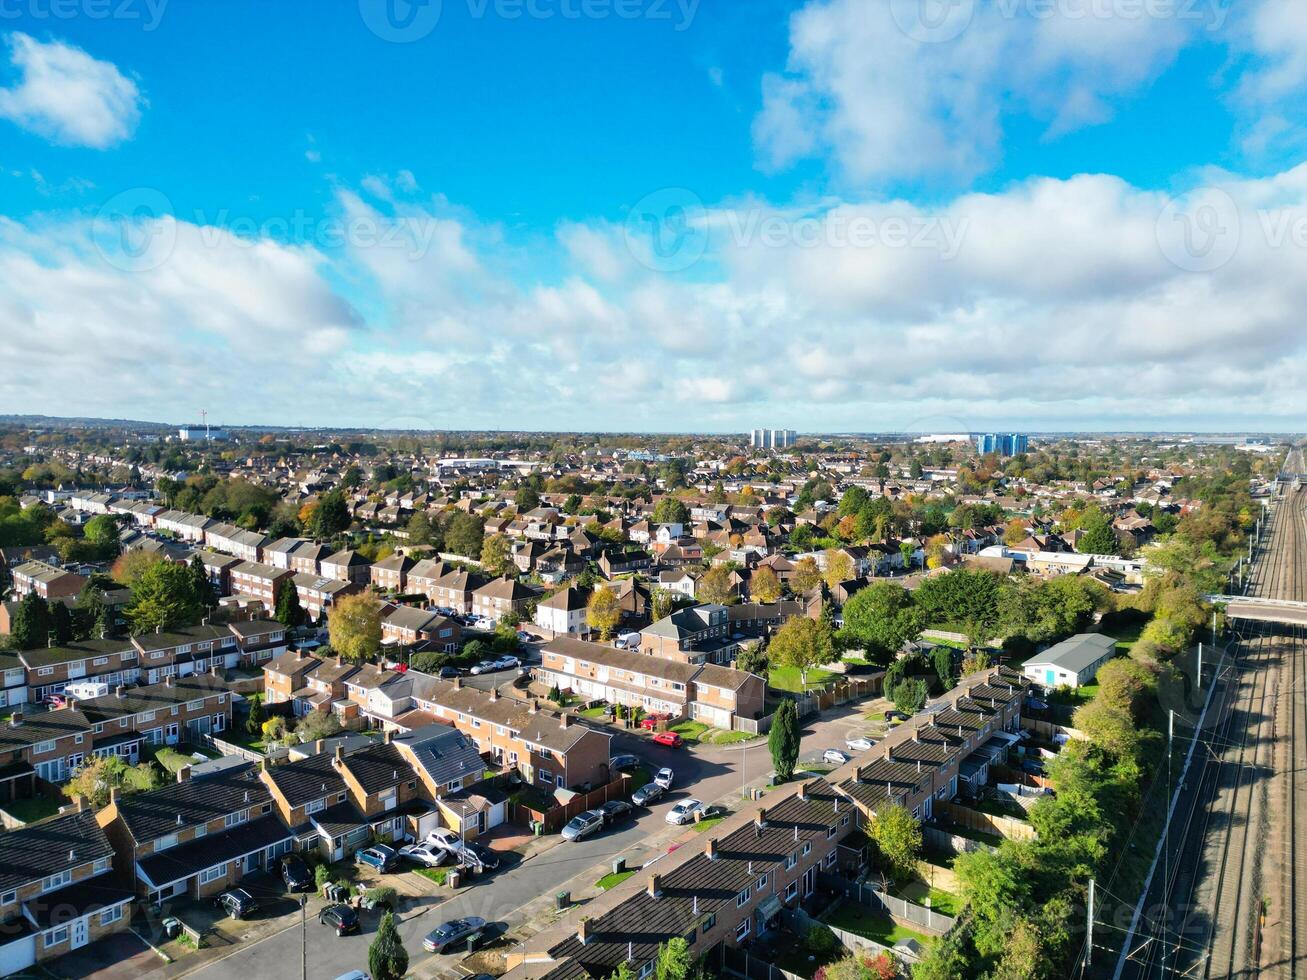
[70,916,88,950]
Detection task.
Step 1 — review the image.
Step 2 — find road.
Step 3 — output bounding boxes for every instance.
[186,700,878,980]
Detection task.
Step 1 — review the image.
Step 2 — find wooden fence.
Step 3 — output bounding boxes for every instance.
[1020,717,1087,742]
[511,772,634,833]
[817,874,956,937]
[935,801,1037,841]
[720,946,806,980]
[923,824,993,856]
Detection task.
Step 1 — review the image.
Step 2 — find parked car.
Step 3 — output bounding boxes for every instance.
[665,799,706,825]
[1026,698,1050,712]
[461,841,501,871]
[822,749,850,766]
[1021,759,1047,776]
[319,904,360,936]
[423,916,487,954]
[615,632,642,650]
[598,800,634,825]
[280,853,313,892]
[213,888,259,919]
[884,710,907,722]
[494,655,521,670]
[638,713,672,730]
[652,731,683,748]
[561,810,605,842]
[654,767,674,790]
[516,631,532,643]
[437,666,462,680]
[333,972,370,980]
[355,845,397,872]
[845,736,875,752]
[399,842,450,868]
[609,753,640,772]
[632,782,665,806]
[470,660,500,675]
[425,828,468,856]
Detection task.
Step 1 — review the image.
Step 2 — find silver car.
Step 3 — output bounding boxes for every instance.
[561,810,604,842]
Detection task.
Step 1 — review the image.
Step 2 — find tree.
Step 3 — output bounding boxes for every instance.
[893,677,928,716]
[654,937,695,980]
[750,565,782,604]
[769,616,835,689]
[924,534,951,570]
[609,963,636,980]
[697,564,735,604]
[824,549,854,589]
[651,497,689,525]
[246,695,265,736]
[50,601,73,644]
[127,560,202,634]
[841,582,922,660]
[444,512,485,558]
[295,709,343,742]
[768,699,800,782]
[188,554,215,610]
[736,643,769,676]
[368,910,409,980]
[899,540,915,569]
[1003,518,1028,546]
[309,490,351,538]
[111,549,166,588]
[1078,510,1119,556]
[932,646,954,691]
[10,593,51,650]
[329,593,382,662]
[407,511,442,549]
[586,585,622,641]
[83,514,121,557]
[67,755,160,808]
[516,486,541,512]
[480,533,513,577]
[274,577,305,628]
[791,556,822,594]
[869,803,922,884]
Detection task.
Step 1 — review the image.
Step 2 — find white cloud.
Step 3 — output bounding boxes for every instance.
[0,33,142,148]
[754,0,1199,183]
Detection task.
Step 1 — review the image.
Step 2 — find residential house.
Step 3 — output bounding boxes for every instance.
[381,608,460,650]
[1022,633,1116,689]
[640,604,735,665]
[371,554,414,593]
[293,574,362,621]
[203,523,268,563]
[534,586,591,637]
[406,559,448,602]
[228,561,293,612]
[18,639,139,704]
[320,550,371,586]
[429,568,489,615]
[9,562,86,602]
[471,577,536,623]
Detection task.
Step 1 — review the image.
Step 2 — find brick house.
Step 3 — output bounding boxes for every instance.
[380,607,460,650]
[292,573,362,621]
[640,604,735,665]
[227,561,293,613]
[430,568,489,615]
[9,561,86,602]
[370,553,414,593]
[471,577,536,622]
[320,550,371,586]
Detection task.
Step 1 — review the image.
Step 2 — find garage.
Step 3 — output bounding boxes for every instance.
[0,932,37,976]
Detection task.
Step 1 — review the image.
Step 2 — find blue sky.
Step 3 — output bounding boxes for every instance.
[1,0,1306,432]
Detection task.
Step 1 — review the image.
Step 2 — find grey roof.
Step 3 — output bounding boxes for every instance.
[114,762,271,844]
[1022,633,1116,674]
[136,813,289,889]
[0,809,114,893]
[393,724,486,787]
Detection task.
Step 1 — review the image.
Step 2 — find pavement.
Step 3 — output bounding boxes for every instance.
[124,695,884,980]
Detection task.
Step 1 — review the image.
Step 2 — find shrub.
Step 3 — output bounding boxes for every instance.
[805,924,838,956]
[314,864,331,889]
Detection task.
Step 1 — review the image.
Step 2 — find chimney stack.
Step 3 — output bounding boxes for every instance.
[490,687,499,701]
[560,713,570,729]
[383,729,393,745]
[315,739,325,755]
[529,700,539,714]
[754,807,767,831]
[913,728,920,743]
[165,675,174,688]
[647,874,662,899]
[578,918,591,945]
[334,744,345,764]
[115,685,125,699]
[176,765,192,783]
[705,837,718,860]
[261,757,271,773]
[76,796,86,812]
[798,781,809,801]
[109,787,120,804]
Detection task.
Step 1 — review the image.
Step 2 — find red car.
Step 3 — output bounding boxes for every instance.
[652,731,683,748]
[638,713,671,731]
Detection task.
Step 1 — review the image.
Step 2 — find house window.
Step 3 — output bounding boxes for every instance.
[47,926,69,946]
[785,881,799,901]
[825,852,838,869]
[802,842,811,857]
[199,864,226,884]
[37,667,53,677]
[154,834,177,852]
[224,810,247,828]
[736,886,750,908]
[194,825,207,839]
[43,870,71,892]
[702,913,716,932]
[735,919,750,941]
[639,962,655,980]
[94,857,111,873]
[1,890,16,905]
[827,825,837,839]
[785,852,797,870]
[306,799,325,816]
[99,904,123,926]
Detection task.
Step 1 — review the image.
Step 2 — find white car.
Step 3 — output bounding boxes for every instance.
[469,660,499,675]
[494,655,521,670]
[398,842,449,868]
[424,828,467,855]
[845,737,875,752]
[823,749,850,766]
[654,767,674,790]
[665,799,706,825]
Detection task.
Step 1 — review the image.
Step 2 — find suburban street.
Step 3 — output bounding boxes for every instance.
[183,705,875,980]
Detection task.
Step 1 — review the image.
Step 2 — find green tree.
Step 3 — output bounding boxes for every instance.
[768,699,800,782]
[444,512,485,558]
[750,565,782,604]
[790,556,822,594]
[841,582,922,661]
[480,533,513,576]
[824,549,854,589]
[870,803,922,884]
[188,554,215,610]
[50,601,73,644]
[83,514,121,557]
[1078,510,1119,555]
[697,564,735,604]
[651,497,689,525]
[310,490,351,538]
[246,695,265,736]
[516,486,541,512]
[328,592,382,662]
[127,560,202,634]
[294,709,343,742]
[367,911,409,980]
[735,644,769,676]
[932,646,954,691]
[769,616,834,689]
[893,677,928,716]
[654,937,694,980]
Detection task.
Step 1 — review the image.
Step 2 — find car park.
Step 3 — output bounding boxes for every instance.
[561,809,604,841]
[423,916,487,954]
[213,888,259,919]
[654,767,674,789]
[845,736,875,752]
[399,842,450,868]
[632,782,665,806]
[355,844,397,872]
[666,799,706,825]
[652,731,683,748]
[319,904,360,936]
[823,749,850,766]
[598,800,634,825]
[609,753,640,771]
[280,853,313,892]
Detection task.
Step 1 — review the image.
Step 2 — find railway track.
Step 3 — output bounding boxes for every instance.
[1278,486,1306,979]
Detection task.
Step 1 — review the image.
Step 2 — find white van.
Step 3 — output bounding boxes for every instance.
[64,681,110,701]
[615,633,642,651]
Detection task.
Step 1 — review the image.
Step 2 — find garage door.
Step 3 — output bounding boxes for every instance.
[0,934,36,976]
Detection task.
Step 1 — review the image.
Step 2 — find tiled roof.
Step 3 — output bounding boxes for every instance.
[0,809,114,892]
[115,762,271,844]
[136,814,290,889]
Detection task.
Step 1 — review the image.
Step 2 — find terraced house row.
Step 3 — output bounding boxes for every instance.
[504,666,1028,980]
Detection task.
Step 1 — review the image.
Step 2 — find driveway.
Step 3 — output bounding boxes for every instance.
[41,930,157,980]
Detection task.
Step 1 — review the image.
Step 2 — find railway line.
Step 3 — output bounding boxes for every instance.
[1119,482,1305,980]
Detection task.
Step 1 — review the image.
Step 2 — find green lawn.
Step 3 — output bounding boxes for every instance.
[670,721,710,744]
[701,728,757,746]
[595,869,635,890]
[151,746,201,775]
[690,816,725,833]
[1049,682,1098,708]
[973,798,1029,822]
[2,796,62,824]
[825,903,934,948]
[579,704,610,720]
[768,665,839,693]
[896,880,964,918]
[414,867,449,886]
